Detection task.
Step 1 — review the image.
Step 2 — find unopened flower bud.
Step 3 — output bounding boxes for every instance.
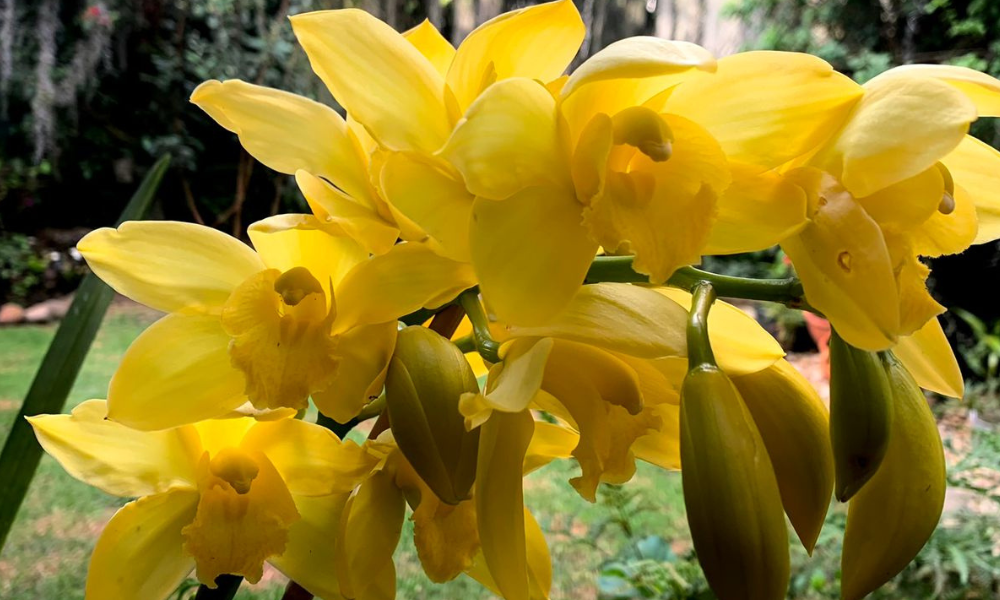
[829,330,892,501]
[841,353,946,600]
[681,364,790,600]
[385,326,481,505]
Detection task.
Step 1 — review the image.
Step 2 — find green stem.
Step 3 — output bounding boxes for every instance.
[585,256,816,312]
[356,394,386,421]
[195,575,242,600]
[453,333,476,354]
[458,290,501,364]
[670,266,810,310]
[687,282,718,369]
[584,255,649,283]
[0,156,171,553]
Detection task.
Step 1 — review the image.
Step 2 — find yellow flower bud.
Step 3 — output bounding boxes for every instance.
[734,359,834,554]
[385,326,481,505]
[680,364,790,600]
[841,353,946,600]
[829,330,893,501]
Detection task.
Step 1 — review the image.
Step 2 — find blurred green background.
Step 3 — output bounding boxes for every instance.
[1,1,1000,599]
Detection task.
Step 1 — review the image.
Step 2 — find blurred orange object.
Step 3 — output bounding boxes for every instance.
[804,312,832,381]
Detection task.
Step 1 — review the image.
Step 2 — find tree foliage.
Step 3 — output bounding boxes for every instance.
[728,0,1000,90]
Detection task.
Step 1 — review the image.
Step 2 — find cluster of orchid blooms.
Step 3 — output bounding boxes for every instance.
[27,1,1000,599]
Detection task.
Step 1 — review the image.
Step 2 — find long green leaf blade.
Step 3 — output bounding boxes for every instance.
[0,155,171,552]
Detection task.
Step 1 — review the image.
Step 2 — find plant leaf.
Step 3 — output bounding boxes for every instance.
[0,155,171,551]
[946,544,971,585]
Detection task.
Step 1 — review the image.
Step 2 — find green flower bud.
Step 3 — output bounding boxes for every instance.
[841,353,946,600]
[681,364,790,600]
[385,326,481,505]
[829,330,893,501]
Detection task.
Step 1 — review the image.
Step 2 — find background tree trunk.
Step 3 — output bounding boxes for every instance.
[579,0,596,59]
[361,0,381,20]
[451,0,476,44]
[424,0,443,28]
[0,0,15,118]
[384,0,399,29]
[694,0,707,45]
[654,0,676,39]
[591,0,608,54]
[477,0,503,25]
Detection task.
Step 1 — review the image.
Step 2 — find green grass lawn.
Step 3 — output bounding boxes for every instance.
[0,309,151,599]
[0,306,689,600]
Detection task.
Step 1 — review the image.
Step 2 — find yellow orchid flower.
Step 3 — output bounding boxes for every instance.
[775,67,996,350]
[894,315,965,399]
[330,423,573,600]
[191,0,585,264]
[190,80,401,256]
[438,40,870,326]
[78,216,474,429]
[459,284,688,501]
[668,56,1000,350]
[291,0,582,154]
[439,40,716,325]
[375,322,575,600]
[28,401,376,599]
[367,283,690,597]
[291,0,584,265]
[458,283,791,508]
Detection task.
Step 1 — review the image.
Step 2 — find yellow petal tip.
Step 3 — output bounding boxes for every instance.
[189,79,222,104]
